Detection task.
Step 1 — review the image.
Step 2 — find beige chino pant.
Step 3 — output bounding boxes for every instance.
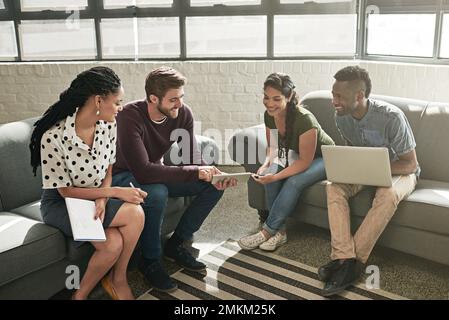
[326,174,417,263]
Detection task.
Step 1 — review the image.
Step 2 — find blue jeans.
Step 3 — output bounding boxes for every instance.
[263,158,326,235]
[112,171,224,260]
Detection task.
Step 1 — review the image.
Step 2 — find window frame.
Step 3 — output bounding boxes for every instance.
[0,0,447,65]
[360,0,449,65]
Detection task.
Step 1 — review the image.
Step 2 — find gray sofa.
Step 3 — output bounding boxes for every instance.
[0,117,218,299]
[229,90,449,267]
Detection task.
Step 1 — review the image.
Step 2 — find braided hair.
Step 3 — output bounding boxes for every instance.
[29,66,121,176]
[264,73,299,167]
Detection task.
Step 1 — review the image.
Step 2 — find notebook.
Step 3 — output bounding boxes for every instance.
[65,197,106,242]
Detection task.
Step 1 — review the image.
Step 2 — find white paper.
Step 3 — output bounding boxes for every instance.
[65,197,106,242]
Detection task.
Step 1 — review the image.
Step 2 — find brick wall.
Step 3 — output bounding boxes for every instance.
[1,60,449,163]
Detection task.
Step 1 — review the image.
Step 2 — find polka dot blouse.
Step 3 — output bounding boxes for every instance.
[40,109,117,189]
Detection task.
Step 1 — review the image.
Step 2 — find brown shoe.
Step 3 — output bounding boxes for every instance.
[101,274,119,300]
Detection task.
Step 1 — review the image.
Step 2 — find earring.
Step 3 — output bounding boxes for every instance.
[96,109,100,116]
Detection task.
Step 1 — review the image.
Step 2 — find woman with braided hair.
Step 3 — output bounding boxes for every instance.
[238,72,334,251]
[29,66,146,300]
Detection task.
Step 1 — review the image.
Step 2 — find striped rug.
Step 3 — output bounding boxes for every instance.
[138,240,405,300]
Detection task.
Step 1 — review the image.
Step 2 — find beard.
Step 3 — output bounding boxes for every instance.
[156,102,179,119]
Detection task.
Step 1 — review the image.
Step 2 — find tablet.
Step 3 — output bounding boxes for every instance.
[211,172,252,184]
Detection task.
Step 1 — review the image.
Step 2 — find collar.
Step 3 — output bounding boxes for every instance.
[63,108,107,151]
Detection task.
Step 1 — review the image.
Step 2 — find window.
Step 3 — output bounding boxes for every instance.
[102,0,173,9]
[190,0,260,7]
[1,0,449,63]
[0,21,18,59]
[19,20,96,60]
[138,17,179,58]
[20,0,88,11]
[101,17,179,59]
[366,14,436,57]
[186,16,266,57]
[280,0,353,3]
[274,14,356,57]
[440,14,449,58]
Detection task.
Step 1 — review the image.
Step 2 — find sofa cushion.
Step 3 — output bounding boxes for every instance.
[299,179,449,236]
[0,212,66,286]
[0,118,43,211]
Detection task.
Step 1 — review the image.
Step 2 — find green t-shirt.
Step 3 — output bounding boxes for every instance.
[264,105,335,157]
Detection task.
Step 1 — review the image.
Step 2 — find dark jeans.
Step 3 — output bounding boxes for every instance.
[112,171,224,260]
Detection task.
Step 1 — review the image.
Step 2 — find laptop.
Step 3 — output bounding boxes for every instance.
[321,145,400,187]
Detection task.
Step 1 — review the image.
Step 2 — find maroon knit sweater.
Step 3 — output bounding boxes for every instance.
[113,99,203,184]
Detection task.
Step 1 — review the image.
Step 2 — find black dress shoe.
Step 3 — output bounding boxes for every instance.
[317,260,342,282]
[138,259,178,293]
[322,258,362,297]
[165,244,206,272]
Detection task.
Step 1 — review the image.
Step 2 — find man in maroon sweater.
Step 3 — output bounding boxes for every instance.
[112,67,233,292]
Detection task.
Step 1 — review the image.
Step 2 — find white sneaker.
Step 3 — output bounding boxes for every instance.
[238,231,267,250]
[259,232,287,251]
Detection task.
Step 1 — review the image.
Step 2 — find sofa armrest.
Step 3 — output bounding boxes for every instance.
[227,124,268,210]
[227,124,267,173]
[164,134,220,166]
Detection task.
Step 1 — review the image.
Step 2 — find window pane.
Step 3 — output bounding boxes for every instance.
[190,0,260,6]
[20,0,88,11]
[103,0,173,9]
[367,14,435,57]
[138,17,179,58]
[101,18,136,59]
[101,17,179,58]
[274,14,356,56]
[280,0,353,3]
[20,20,96,60]
[0,1,5,9]
[0,21,18,59]
[440,14,449,58]
[186,16,266,57]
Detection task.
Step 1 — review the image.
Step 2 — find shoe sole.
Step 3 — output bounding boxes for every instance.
[142,276,178,293]
[164,255,207,272]
[237,240,260,251]
[321,279,359,297]
[150,284,178,293]
[259,239,287,251]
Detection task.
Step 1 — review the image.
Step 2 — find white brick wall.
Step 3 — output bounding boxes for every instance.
[1,60,449,163]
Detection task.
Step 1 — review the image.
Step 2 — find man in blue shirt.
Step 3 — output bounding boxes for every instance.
[319,66,419,296]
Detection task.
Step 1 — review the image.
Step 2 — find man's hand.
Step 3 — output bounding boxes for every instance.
[213,177,238,190]
[198,166,222,182]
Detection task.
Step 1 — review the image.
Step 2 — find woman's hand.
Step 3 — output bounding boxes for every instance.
[115,187,148,205]
[257,164,270,176]
[94,198,107,223]
[252,173,277,185]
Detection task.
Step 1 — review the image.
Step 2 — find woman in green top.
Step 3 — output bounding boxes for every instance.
[238,73,334,251]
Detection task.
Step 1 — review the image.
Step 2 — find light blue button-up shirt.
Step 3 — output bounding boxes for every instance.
[335,99,416,162]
